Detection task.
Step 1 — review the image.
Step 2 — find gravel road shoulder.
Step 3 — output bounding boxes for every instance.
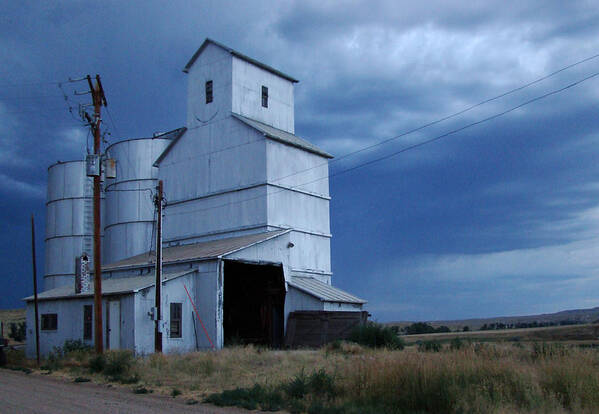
[0,369,258,414]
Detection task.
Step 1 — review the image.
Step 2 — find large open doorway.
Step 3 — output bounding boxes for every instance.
[223,260,286,347]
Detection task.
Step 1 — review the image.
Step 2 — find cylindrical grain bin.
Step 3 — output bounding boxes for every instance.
[45,160,104,290]
[103,137,171,264]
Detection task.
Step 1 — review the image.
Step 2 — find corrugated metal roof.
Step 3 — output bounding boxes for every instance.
[183,38,299,83]
[232,114,333,159]
[107,127,186,155]
[288,276,367,304]
[24,269,195,302]
[153,127,189,167]
[103,230,290,271]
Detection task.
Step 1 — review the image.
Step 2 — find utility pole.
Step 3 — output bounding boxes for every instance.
[154,180,164,353]
[30,214,40,367]
[86,75,107,354]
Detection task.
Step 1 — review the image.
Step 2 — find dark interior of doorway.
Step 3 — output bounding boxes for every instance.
[223,260,286,348]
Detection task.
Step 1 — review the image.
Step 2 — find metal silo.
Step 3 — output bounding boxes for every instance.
[45,160,104,290]
[103,136,171,264]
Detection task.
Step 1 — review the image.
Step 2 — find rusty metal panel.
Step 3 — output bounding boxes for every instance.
[284,311,369,348]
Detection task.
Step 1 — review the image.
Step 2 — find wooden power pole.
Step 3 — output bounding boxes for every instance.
[30,214,40,366]
[154,180,164,353]
[87,75,107,354]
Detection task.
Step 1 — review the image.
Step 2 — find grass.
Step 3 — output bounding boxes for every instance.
[401,323,599,345]
[5,336,599,413]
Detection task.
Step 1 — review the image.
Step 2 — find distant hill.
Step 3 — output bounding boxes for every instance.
[388,306,599,331]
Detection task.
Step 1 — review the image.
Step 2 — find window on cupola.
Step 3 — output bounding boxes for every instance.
[261,85,268,108]
[205,80,213,104]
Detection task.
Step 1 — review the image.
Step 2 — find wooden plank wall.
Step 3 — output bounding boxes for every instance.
[285,311,368,348]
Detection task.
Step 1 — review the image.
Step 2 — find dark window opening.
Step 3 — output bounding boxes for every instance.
[261,85,268,108]
[223,260,285,348]
[205,80,213,104]
[170,302,182,338]
[41,314,57,331]
[83,305,92,340]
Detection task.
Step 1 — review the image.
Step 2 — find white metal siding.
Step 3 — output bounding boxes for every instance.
[186,43,232,128]
[104,138,170,264]
[232,56,295,133]
[45,161,103,290]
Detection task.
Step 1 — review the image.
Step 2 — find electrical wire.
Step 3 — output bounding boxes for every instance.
[166,69,599,218]
[171,51,599,186]
[105,106,120,140]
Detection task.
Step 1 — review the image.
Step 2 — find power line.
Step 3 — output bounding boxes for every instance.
[105,106,120,139]
[166,69,599,217]
[0,77,87,88]
[170,51,599,186]
[269,52,599,185]
[326,70,599,180]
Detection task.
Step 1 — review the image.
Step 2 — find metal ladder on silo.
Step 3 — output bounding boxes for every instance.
[83,177,94,256]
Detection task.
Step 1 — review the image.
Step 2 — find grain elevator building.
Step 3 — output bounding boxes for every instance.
[25,39,366,356]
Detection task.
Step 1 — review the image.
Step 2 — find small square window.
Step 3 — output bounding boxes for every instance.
[205,80,213,104]
[83,305,92,340]
[170,303,182,338]
[261,85,268,108]
[41,313,57,331]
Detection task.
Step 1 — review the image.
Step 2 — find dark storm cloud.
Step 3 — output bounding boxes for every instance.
[2,1,599,320]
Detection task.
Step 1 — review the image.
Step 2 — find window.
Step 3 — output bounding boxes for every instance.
[41,314,57,331]
[261,85,268,108]
[205,80,213,104]
[83,305,92,340]
[170,303,182,338]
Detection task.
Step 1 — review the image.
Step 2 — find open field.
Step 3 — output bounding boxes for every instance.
[0,308,26,345]
[388,306,599,332]
[4,333,599,413]
[0,308,26,326]
[402,323,599,346]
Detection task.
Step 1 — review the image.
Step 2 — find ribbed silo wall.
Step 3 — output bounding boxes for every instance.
[103,138,171,264]
[45,161,104,291]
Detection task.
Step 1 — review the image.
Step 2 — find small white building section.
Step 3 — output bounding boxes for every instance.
[26,39,366,357]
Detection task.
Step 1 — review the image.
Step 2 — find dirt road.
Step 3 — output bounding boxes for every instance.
[0,369,251,414]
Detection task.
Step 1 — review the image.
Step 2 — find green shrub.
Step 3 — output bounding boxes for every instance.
[532,342,569,360]
[308,369,336,398]
[42,346,64,371]
[206,384,281,411]
[104,350,135,381]
[348,322,404,350]
[285,368,337,400]
[285,370,309,399]
[73,377,91,383]
[450,337,465,350]
[88,354,106,373]
[418,340,442,352]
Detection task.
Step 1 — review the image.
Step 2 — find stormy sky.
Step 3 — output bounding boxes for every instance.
[2,1,599,321]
